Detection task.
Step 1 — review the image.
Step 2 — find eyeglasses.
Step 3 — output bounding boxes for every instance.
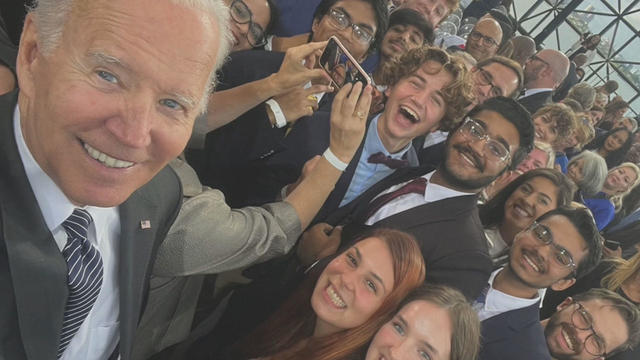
[468,31,499,48]
[528,221,577,272]
[475,67,503,97]
[458,117,511,162]
[230,0,267,47]
[529,54,550,68]
[570,300,607,357]
[327,8,375,45]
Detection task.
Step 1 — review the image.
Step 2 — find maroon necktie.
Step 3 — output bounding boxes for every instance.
[368,152,409,169]
[365,177,427,220]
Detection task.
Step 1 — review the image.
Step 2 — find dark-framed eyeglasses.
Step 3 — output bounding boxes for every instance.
[529,54,550,68]
[327,8,375,45]
[458,117,511,163]
[468,31,499,47]
[230,0,267,48]
[528,221,577,272]
[475,67,503,97]
[570,300,608,357]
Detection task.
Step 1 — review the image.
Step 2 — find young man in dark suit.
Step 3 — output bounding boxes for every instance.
[313,96,535,300]
[518,49,570,114]
[476,207,602,360]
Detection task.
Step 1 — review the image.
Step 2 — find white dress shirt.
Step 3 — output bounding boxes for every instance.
[474,268,543,322]
[365,170,473,225]
[519,88,553,99]
[14,106,121,360]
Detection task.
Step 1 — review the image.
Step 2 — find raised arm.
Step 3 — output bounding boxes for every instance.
[204,41,332,131]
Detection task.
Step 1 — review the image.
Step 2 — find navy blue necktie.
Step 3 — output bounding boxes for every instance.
[57,209,103,358]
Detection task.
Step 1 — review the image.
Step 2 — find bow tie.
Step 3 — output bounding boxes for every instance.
[368,152,408,169]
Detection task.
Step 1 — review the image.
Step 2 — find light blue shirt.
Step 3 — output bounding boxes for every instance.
[340,114,412,206]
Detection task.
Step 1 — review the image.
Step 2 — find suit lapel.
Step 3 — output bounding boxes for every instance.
[0,91,69,359]
[481,301,541,344]
[116,188,159,359]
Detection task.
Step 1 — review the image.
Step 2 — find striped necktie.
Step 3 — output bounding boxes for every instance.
[57,209,103,358]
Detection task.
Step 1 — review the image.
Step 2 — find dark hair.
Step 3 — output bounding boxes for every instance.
[465,96,535,170]
[475,55,524,98]
[311,0,389,54]
[479,168,575,228]
[264,0,280,35]
[603,79,619,94]
[585,127,634,168]
[388,8,434,45]
[235,228,425,360]
[537,207,602,279]
[571,288,640,355]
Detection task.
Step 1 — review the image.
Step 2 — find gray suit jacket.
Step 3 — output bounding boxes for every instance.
[132,158,302,359]
[0,91,182,360]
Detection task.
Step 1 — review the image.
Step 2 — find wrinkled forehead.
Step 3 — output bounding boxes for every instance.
[64,0,220,107]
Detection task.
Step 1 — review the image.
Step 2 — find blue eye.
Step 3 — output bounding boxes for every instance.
[97,70,118,84]
[160,98,183,111]
[392,322,405,335]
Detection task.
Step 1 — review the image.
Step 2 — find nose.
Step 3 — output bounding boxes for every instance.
[237,21,250,36]
[341,268,357,292]
[389,338,409,360]
[105,97,153,148]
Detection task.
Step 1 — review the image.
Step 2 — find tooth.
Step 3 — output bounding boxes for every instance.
[83,143,134,168]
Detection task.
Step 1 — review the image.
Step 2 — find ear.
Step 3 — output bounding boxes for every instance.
[16,14,42,98]
[311,17,320,35]
[384,86,392,98]
[556,296,574,312]
[550,277,576,292]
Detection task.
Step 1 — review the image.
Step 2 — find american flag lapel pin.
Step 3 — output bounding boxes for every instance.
[140,220,151,229]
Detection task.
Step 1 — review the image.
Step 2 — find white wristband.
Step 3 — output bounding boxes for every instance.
[323,148,348,171]
[266,99,287,128]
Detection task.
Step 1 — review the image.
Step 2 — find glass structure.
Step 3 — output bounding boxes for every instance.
[509,0,640,115]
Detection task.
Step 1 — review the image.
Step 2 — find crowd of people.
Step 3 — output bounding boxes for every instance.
[1,0,640,359]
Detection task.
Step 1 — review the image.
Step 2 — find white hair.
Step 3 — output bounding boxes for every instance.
[31,0,232,103]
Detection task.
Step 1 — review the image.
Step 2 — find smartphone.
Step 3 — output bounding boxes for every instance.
[604,240,621,250]
[319,36,371,89]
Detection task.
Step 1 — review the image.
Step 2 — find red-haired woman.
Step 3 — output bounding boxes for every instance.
[232,228,426,360]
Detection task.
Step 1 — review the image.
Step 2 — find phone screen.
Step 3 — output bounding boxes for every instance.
[319,37,370,89]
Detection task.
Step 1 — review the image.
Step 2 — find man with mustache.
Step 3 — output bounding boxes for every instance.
[542,288,640,360]
[476,207,602,360]
[315,96,535,299]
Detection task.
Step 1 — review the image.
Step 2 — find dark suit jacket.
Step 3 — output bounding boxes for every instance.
[200,50,335,207]
[518,90,552,115]
[325,166,492,300]
[0,91,182,360]
[552,62,578,102]
[479,302,551,360]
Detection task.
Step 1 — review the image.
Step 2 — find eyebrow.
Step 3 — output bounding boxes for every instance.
[88,51,198,110]
[475,119,512,150]
[396,315,439,356]
[355,246,388,292]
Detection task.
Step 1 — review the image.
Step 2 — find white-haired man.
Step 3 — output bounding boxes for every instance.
[0,0,370,359]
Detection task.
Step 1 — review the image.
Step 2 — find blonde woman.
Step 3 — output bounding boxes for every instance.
[583,163,640,230]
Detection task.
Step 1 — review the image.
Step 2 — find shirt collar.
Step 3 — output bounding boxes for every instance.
[422,170,475,202]
[14,105,76,231]
[522,88,553,98]
[364,114,412,159]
